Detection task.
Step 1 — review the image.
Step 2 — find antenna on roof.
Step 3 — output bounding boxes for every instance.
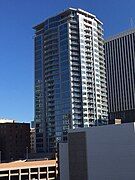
[130,18,134,28]
[67,0,70,8]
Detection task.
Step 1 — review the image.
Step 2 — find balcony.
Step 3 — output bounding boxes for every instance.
[70,30,78,35]
[71,51,79,56]
[71,46,79,51]
[72,98,81,103]
[72,93,81,98]
[70,24,78,29]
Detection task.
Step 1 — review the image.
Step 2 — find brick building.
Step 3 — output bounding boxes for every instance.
[0,120,30,162]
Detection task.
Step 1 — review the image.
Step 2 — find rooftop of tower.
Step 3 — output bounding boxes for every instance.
[105,28,135,42]
[33,7,103,30]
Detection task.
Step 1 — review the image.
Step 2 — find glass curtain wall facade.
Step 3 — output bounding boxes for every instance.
[34,8,108,153]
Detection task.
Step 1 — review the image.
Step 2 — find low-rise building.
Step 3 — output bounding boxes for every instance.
[0,118,15,123]
[0,120,30,162]
[0,159,57,179]
[59,123,135,180]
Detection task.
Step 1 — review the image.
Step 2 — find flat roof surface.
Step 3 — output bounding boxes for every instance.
[0,159,56,170]
[69,122,135,133]
[106,28,135,42]
[33,7,102,30]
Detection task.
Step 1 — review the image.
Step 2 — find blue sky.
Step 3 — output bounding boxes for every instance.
[0,0,134,122]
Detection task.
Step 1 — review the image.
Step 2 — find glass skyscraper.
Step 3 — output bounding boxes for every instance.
[34,8,108,153]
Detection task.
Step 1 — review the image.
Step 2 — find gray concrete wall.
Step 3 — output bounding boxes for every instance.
[59,143,69,180]
[68,132,88,180]
[60,123,135,180]
[86,123,135,180]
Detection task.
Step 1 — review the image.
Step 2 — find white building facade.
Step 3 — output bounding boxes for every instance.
[69,9,108,127]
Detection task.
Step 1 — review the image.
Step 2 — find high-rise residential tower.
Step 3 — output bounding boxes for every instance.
[105,29,135,124]
[34,8,108,153]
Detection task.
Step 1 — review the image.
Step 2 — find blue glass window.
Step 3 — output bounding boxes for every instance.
[61,81,70,91]
[61,70,69,82]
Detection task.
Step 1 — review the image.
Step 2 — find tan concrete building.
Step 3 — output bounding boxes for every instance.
[0,159,57,179]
